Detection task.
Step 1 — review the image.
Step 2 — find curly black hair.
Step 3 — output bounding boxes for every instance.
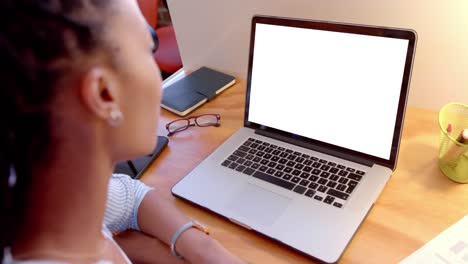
[0,0,112,258]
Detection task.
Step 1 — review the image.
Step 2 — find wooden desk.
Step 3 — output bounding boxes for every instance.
[142,80,468,263]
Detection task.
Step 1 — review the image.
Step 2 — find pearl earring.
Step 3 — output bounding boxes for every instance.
[108,109,124,126]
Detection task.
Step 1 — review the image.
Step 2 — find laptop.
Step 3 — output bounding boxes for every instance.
[172,15,417,263]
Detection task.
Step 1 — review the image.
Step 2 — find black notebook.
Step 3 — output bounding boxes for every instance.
[161,67,236,116]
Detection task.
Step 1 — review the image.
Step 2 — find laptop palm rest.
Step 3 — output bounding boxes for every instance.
[226,183,291,227]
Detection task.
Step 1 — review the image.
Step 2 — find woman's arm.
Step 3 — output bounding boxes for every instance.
[137,189,245,264]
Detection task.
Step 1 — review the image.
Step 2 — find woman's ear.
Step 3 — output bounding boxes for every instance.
[80,67,122,124]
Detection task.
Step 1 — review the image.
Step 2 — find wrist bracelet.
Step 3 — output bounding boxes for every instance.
[170,220,210,259]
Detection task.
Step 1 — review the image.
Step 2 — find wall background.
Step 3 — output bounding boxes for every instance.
[167,0,468,110]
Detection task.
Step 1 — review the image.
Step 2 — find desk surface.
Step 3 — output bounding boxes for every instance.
[143,81,468,263]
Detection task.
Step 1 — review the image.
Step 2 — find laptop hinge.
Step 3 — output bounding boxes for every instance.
[255,129,374,167]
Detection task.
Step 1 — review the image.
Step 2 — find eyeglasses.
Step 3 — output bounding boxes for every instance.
[166,114,221,136]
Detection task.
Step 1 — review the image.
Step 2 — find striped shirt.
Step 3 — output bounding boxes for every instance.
[2,174,153,264]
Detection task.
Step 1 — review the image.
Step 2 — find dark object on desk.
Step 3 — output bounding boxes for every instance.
[161,67,236,116]
[114,136,169,179]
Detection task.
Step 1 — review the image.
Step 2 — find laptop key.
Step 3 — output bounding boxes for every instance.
[314,196,323,201]
[256,152,265,157]
[260,159,269,165]
[326,181,337,188]
[337,164,346,169]
[283,174,292,181]
[228,163,238,169]
[276,164,285,170]
[264,153,272,159]
[244,161,253,167]
[329,174,339,181]
[333,202,343,208]
[327,189,349,200]
[304,160,313,166]
[309,175,319,182]
[310,157,319,161]
[279,158,288,164]
[312,169,321,175]
[329,168,339,174]
[271,156,280,162]
[320,172,330,178]
[270,145,277,149]
[221,160,231,167]
[293,185,306,194]
[285,149,293,153]
[266,168,276,175]
[318,185,328,193]
[319,159,327,164]
[309,182,319,190]
[257,146,266,151]
[237,158,246,165]
[356,170,365,175]
[278,147,285,151]
[238,146,250,152]
[246,154,254,160]
[252,171,295,190]
[243,141,252,146]
[274,171,284,178]
[302,154,310,159]
[292,170,301,176]
[312,162,321,168]
[338,177,348,184]
[303,166,312,172]
[268,162,277,168]
[262,142,270,146]
[338,170,348,177]
[321,165,331,171]
[348,173,363,181]
[251,163,260,169]
[235,166,245,173]
[287,161,296,167]
[318,178,327,185]
[294,163,304,170]
[300,179,310,187]
[337,184,347,191]
[293,151,301,156]
[324,196,335,204]
[328,162,336,167]
[255,140,262,144]
[248,149,257,154]
[284,167,293,173]
[243,168,255,175]
[228,155,238,162]
[346,185,356,194]
[259,166,268,172]
[280,152,289,158]
[305,189,315,197]
[346,167,356,173]
[253,157,261,163]
[291,177,300,183]
[287,154,297,160]
[348,180,358,187]
[272,150,281,155]
[247,138,255,141]
[300,172,310,179]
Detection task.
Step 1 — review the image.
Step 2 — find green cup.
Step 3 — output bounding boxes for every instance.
[438,103,468,183]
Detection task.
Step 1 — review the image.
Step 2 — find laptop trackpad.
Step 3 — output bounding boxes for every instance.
[226,183,291,226]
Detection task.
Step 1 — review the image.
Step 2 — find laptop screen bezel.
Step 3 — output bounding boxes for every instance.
[243,15,417,170]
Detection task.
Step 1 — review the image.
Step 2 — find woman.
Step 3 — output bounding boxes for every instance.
[0,0,245,263]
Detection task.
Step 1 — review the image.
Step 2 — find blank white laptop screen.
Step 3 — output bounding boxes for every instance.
[248,23,409,160]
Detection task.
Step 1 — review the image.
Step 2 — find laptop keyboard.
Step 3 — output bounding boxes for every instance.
[221,138,366,208]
